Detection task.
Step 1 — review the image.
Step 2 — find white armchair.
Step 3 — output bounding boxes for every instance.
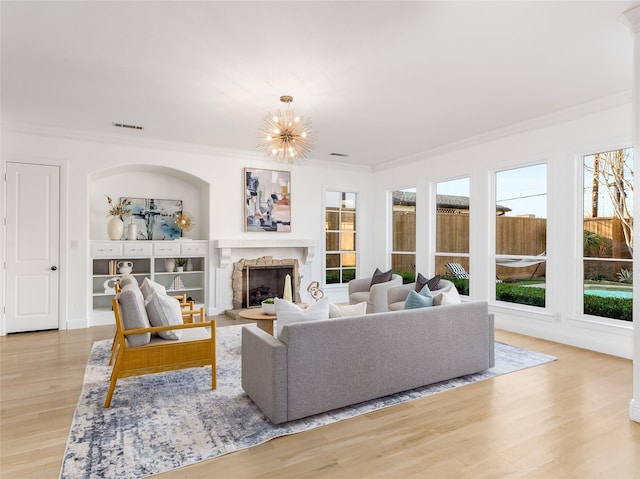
[348,274,403,313]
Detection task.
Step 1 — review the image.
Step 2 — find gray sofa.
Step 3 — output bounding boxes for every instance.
[241,301,494,424]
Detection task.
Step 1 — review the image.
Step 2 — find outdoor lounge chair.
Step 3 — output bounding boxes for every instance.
[446,262,503,283]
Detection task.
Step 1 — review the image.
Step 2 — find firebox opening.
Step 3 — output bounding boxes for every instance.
[244,265,295,308]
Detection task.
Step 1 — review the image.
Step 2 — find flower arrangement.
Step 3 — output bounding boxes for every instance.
[106,195,132,219]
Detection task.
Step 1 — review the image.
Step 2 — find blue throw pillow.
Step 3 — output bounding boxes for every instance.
[404,288,434,309]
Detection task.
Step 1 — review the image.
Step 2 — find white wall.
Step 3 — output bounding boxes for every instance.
[0,130,373,329]
[373,101,634,358]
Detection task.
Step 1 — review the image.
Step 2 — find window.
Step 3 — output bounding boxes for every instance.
[325,191,357,285]
[436,178,470,295]
[495,164,547,307]
[583,147,633,322]
[391,188,416,283]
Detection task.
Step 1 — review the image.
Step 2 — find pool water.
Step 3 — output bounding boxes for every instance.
[584,289,632,299]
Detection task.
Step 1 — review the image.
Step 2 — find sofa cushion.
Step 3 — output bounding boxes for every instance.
[275,298,330,336]
[145,291,183,340]
[404,288,434,309]
[117,285,152,346]
[370,268,392,287]
[329,301,367,318]
[140,277,167,300]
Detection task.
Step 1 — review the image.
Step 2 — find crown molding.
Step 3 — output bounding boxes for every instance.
[374,91,632,172]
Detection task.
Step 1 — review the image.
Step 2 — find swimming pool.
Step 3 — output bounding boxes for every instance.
[584,287,632,299]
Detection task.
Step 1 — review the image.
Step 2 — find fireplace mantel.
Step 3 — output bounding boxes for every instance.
[214,239,318,268]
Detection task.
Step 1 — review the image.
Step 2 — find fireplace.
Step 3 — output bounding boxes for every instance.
[232,257,301,309]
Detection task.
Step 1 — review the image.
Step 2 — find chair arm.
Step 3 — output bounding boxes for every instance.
[387,283,416,305]
[368,275,403,312]
[348,276,372,295]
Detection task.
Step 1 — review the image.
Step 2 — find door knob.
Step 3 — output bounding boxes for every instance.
[51,266,57,271]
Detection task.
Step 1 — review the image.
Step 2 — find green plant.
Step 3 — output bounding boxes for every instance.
[175,258,188,267]
[262,297,275,304]
[617,268,633,283]
[496,283,546,307]
[584,295,632,321]
[583,230,603,257]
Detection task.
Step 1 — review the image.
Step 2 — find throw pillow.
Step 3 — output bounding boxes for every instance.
[415,272,428,292]
[117,285,152,346]
[404,287,434,309]
[275,298,330,336]
[426,274,441,291]
[118,275,139,290]
[329,302,367,318]
[140,277,167,300]
[433,286,461,306]
[145,291,184,340]
[370,268,392,287]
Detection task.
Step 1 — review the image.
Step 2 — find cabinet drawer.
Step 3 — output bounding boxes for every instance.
[91,242,123,258]
[123,242,153,256]
[153,242,181,256]
[181,242,208,256]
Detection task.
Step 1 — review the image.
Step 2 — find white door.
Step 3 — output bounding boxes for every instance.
[5,162,60,333]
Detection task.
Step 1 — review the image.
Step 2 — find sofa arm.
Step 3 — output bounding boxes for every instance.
[241,325,289,424]
[368,274,403,313]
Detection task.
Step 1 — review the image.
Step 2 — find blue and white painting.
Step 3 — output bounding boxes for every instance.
[121,197,182,240]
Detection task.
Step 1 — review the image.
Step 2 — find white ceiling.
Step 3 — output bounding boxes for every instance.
[1,1,637,167]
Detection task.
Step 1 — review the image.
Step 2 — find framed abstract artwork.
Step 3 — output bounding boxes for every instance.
[244,168,291,232]
[121,197,183,240]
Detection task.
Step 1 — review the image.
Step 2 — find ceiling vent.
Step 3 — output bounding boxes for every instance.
[112,122,144,131]
[330,152,349,157]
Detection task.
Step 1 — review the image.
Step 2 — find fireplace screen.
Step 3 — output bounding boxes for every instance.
[244,265,295,307]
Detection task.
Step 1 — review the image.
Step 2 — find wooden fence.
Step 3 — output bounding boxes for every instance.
[393,211,631,281]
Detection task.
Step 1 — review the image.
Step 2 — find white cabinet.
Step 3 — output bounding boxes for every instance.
[90,240,208,323]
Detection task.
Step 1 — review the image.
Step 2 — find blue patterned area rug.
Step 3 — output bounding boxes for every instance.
[60,325,556,479]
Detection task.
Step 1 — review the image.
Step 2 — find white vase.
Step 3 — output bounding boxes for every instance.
[164,258,176,272]
[176,266,184,273]
[107,217,124,240]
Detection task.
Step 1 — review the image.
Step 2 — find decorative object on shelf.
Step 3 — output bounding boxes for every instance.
[258,95,315,163]
[306,281,325,301]
[244,168,291,232]
[283,274,293,302]
[167,275,185,291]
[186,258,194,271]
[106,195,132,241]
[103,277,119,294]
[127,220,138,241]
[164,258,176,272]
[117,261,133,275]
[125,197,183,240]
[174,212,195,239]
[108,260,117,275]
[175,258,188,273]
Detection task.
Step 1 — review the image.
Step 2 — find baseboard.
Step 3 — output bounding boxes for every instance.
[630,398,640,423]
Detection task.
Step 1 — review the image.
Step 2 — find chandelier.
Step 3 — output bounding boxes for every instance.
[258,95,315,163]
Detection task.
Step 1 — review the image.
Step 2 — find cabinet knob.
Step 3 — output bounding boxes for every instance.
[51,266,58,271]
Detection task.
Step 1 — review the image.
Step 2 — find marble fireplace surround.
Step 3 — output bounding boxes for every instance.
[231,257,301,309]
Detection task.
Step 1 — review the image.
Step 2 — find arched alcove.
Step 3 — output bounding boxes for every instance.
[89,165,210,240]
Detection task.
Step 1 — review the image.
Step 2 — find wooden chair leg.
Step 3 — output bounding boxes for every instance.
[104,344,124,408]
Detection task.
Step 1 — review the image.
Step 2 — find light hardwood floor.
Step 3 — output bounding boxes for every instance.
[1,319,639,478]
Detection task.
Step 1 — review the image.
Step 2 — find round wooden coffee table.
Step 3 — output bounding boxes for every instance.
[238,308,276,336]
